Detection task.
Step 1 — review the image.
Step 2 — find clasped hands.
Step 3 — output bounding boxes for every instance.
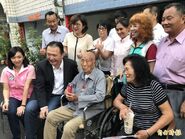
[94,40,103,51]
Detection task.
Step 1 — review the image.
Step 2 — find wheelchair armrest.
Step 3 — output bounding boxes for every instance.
[82,94,111,111]
[82,101,104,120]
[83,101,103,111]
[60,94,69,106]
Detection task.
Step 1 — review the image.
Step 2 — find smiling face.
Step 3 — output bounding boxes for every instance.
[46,46,63,68]
[11,52,24,69]
[46,14,59,32]
[129,23,140,40]
[162,6,185,37]
[124,61,136,84]
[116,22,129,39]
[72,20,84,36]
[98,25,108,39]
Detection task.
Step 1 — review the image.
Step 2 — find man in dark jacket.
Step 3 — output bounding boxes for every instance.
[24,41,78,139]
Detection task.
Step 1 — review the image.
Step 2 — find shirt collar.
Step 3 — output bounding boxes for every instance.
[120,35,130,43]
[81,68,96,81]
[175,28,185,44]
[49,26,61,34]
[164,28,185,45]
[8,65,28,75]
[153,23,160,31]
[52,60,63,70]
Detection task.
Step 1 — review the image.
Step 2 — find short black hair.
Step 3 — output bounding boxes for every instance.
[70,14,88,34]
[7,47,29,69]
[46,41,64,55]
[96,20,112,35]
[164,2,185,15]
[45,11,58,20]
[116,18,129,28]
[123,54,157,86]
[114,10,128,19]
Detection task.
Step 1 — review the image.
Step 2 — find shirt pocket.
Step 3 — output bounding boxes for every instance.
[85,87,95,95]
[166,56,185,74]
[84,81,95,95]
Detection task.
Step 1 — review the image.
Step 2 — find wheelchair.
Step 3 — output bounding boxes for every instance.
[58,75,123,139]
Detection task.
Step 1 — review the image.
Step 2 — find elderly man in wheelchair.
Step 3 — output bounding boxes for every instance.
[44,51,106,139]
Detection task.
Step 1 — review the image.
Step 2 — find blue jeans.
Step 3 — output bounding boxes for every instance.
[24,95,61,139]
[7,97,24,139]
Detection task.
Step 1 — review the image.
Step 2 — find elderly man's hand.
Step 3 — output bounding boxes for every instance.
[180,101,185,118]
[65,89,78,102]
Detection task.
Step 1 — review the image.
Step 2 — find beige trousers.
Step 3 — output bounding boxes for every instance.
[44,106,83,139]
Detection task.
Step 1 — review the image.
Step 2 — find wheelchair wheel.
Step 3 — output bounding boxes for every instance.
[99,107,122,138]
[82,110,108,139]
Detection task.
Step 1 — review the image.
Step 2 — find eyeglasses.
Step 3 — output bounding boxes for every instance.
[98,27,107,31]
[72,23,82,27]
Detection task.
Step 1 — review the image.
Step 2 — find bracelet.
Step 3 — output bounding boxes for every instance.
[146,129,151,137]
[21,105,26,107]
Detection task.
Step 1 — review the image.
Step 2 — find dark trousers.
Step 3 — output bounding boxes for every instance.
[165,89,185,139]
[7,97,24,139]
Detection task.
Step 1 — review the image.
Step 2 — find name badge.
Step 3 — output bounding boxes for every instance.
[9,75,14,81]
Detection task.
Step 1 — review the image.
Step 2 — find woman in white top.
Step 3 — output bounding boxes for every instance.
[63,14,94,71]
[111,18,133,77]
[94,20,114,75]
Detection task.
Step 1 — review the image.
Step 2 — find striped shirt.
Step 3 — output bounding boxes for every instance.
[120,80,167,129]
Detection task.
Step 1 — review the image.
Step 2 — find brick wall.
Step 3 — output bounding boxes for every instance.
[14,0,54,16]
[2,0,54,18]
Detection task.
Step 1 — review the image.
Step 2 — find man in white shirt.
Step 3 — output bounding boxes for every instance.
[25,41,78,139]
[143,5,168,46]
[40,11,69,55]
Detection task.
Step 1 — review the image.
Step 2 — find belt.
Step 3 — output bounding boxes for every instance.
[161,83,185,91]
